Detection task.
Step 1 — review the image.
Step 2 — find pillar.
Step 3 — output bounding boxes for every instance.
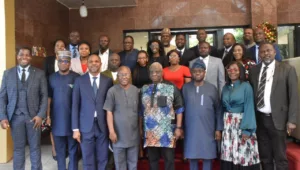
[251,0,278,28]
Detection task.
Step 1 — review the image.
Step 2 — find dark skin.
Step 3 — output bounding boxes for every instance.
[150,42,160,58]
[123,37,134,52]
[191,68,221,140]
[99,35,110,54]
[197,29,207,43]
[243,28,254,44]
[175,35,186,50]
[108,53,121,72]
[69,31,80,45]
[161,33,171,47]
[223,33,236,48]
[0,49,42,130]
[199,42,211,58]
[254,28,265,45]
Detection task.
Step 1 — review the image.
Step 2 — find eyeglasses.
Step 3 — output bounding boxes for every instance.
[150,45,159,48]
[169,55,178,58]
[227,68,239,73]
[117,73,130,78]
[58,60,70,64]
[150,71,162,75]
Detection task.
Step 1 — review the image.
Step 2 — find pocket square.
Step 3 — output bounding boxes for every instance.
[68,84,74,88]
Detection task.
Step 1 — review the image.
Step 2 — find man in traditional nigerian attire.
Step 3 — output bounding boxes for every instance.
[161,28,176,54]
[182,59,223,170]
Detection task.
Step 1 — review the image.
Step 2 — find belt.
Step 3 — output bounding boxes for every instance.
[258,111,271,116]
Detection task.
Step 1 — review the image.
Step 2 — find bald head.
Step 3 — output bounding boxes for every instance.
[149,62,163,83]
[223,33,236,48]
[108,53,121,71]
[117,66,131,87]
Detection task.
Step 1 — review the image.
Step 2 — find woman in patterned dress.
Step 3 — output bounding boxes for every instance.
[220,61,260,170]
[232,43,256,80]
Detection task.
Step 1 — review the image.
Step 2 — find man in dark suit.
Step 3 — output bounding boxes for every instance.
[175,33,196,67]
[0,47,48,170]
[72,54,113,170]
[249,42,299,170]
[247,28,282,64]
[189,29,218,57]
[217,33,236,67]
[93,35,114,72]
[47,51,80,170]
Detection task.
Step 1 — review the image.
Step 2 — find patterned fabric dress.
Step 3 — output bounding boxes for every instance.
[140,81,184,148]
[221,80,260,170]
[241,59,256,80]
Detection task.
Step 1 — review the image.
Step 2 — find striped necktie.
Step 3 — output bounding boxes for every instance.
[257,66,268,109]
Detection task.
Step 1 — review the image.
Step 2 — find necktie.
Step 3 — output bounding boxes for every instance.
[256,46,262,64]
[222,50,228,60]
[72,46,77,58]
[257,66,268,109]
[93,77,98,96]
[179,50,182,57]
[21,69,26,83]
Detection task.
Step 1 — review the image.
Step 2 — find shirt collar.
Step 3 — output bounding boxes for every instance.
[224,45,233,52]
[100,48,109,55]
[177,47,185,52]
[262,60,275,70]
[18,65,30,73]
[199,55,210,60]
[89,72,100,79]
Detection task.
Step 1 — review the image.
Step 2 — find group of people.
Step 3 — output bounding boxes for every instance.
[0,26,298,170]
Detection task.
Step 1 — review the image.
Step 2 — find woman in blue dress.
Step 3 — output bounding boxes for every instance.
[221,61,260,170]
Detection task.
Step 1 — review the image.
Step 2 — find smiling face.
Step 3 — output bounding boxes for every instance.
[254,28,265,44]
[123,37,134,51]
[243,28,254,42]
[117,66,131,87]
[227,63,240,82]
[233,45,244,61]
[69,31,80,45]
[223,33,235,48]
[58,58,71,73]
[259,43,276,65]
[137,52,148,67]
[54,40,66,54]
[88,55,102,74]
[150,42,160,54]
[175,34,186,49]
[197,29,207,42]
[17,49,32,67]
[99,36,109,51]
[149,63,163,83]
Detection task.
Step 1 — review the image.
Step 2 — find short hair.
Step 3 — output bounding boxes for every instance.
[69,31,80,36]
[224,33,236,41]
[117,66,131,74]
[53,39,66,49]
[16,46,32,56]
[78,41,92,52]
[88,54,101,62]
[198,41,211,48]
[225,61,246,84]
[167,49,180,58]
[99,35,110,42]
[124,35,134,44]
[259,42,275,50]
[232,43,247,60]
[176,33,186,39]
[244,28,254,32]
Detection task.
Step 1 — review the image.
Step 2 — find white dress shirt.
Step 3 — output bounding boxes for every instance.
[111,71,117,81]
[223,46,232,59]
[89,73,100,117]
[54,59,59,72]
[99,49,109,72]
[255,45,259,64]
[69,44,80,58]
[17,65,30,81]
[176,48,185,56]
[199,55,210,79]
[257,61,275,114]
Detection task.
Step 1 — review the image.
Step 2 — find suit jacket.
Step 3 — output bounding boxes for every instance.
[217,47,234,67]
[249,61,299,130]
[101,70,118,85]
[72,73,113,134]
[246,44,282,64]
[70,57,88,75]
[0,66,48,121]
[179,49,196,67]
[189,45,218,58]
[189,56,225,96]
[43,56,56,79]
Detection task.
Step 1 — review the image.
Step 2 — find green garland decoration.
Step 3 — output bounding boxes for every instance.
[256,22,277,43]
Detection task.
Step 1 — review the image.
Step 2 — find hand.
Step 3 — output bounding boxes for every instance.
[73,131,81,143]
[242,134,250,141]
[0,119,10,129]
[109,132,117,143]
[287,122,296,136]
[31,116,42,129]
[175,128,182,140]
[215,131,222,141]
[46,118,51,126]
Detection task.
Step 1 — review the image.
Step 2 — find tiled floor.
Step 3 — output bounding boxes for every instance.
[0,145,83,170]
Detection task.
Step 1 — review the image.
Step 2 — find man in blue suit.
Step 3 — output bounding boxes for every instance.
[47,51,80,170]
[247,28,282,64]
[0,47,48,170]
[72,54,113,170]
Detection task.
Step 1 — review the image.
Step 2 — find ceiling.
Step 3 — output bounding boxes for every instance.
[57,0,137,9]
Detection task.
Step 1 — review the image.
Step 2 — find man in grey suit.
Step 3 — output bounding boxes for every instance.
[249,42,299,170]
[189,42,225,96]
[0,47,48,170]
